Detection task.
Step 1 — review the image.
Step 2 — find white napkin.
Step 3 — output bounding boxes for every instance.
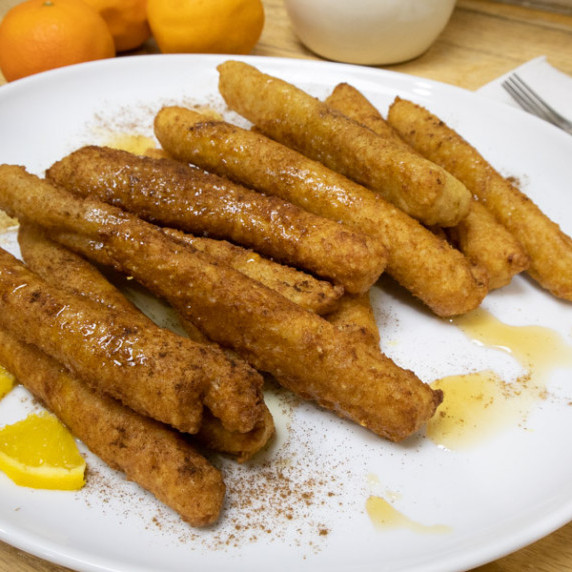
[477,55,572,121]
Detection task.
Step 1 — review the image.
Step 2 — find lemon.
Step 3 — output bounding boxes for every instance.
[0,412,86,490]
[0,365,15,399]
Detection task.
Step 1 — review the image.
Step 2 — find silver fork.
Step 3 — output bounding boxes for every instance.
[502,73,572,135]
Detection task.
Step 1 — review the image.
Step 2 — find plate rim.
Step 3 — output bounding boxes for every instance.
[0,53,571,572]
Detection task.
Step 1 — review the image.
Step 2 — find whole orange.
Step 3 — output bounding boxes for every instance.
[0,0,116,83]
[147,0,264,55]
[82,0,150,52]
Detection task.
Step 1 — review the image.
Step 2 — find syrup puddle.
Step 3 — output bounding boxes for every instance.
[366,496,451,534]
[428,308,572,449]
[365,474,451,534]
[451,308,572,373]
[104,133,157,155]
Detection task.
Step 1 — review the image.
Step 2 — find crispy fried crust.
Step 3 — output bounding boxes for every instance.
[47,145,387,294]
[387,97,572,301]
[18,225,275,461]
[197,407,275,463]
[56,224,441,441]
[326,84,530,291]
[153,105,487,317]
[161,228,343,314]
[0,165,441,441]
[0,327,225,527]
[217,60,471,227]
[21,218,342,316]
[325,292,380,347]
[0,244,264,435]
[18,224,140,313]
[446,201,530,290]
[326,83,406,145]
[0,166,268,435]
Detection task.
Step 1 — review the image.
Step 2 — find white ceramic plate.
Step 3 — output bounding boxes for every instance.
[0,55,571,572]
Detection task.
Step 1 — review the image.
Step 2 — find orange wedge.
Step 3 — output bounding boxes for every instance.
[0,412,86,490]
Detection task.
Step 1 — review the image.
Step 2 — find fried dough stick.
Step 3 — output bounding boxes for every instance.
[0,166,441,441]
[153,105,487,317]
[18,225,274,461]
[0,244,264,436]
[446,201,530,290]
[325,84,530,291]
[18,211,341,316]
[18,224,141,313]
[325,292,380,347]
[59,223,442,442]
[387,97,572,300]
[325,82,406,145]
[161,228,343,314]
[0,328,225,526]
[0,245,264,435]
[47,146,387,295]
[216,60,471,228]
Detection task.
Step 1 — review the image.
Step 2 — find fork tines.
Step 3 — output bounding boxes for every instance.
[502,73,572,135]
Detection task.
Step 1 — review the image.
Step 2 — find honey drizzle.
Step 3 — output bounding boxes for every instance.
[427,308,572,449]
[104,134,158,156]
[366,495,451,534]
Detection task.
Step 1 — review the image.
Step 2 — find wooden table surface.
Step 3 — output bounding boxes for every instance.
[0,0,571,570]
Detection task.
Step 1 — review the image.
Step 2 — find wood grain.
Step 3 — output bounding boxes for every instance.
[0,0,571,570]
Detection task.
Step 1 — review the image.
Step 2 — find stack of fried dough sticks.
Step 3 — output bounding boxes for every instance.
[0,60,571,527]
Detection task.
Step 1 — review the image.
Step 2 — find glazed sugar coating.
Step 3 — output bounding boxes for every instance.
[47,145,387,295]
[326,84,529,292]
[154,104,487,317]
[18,224,274,461]
[388,96,572,301]
[0,164,440,441]
[217,60,471,228]
[0,327,225,527]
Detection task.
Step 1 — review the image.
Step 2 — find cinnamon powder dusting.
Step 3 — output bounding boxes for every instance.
[202,383,349,553]
[73,383,354,556]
